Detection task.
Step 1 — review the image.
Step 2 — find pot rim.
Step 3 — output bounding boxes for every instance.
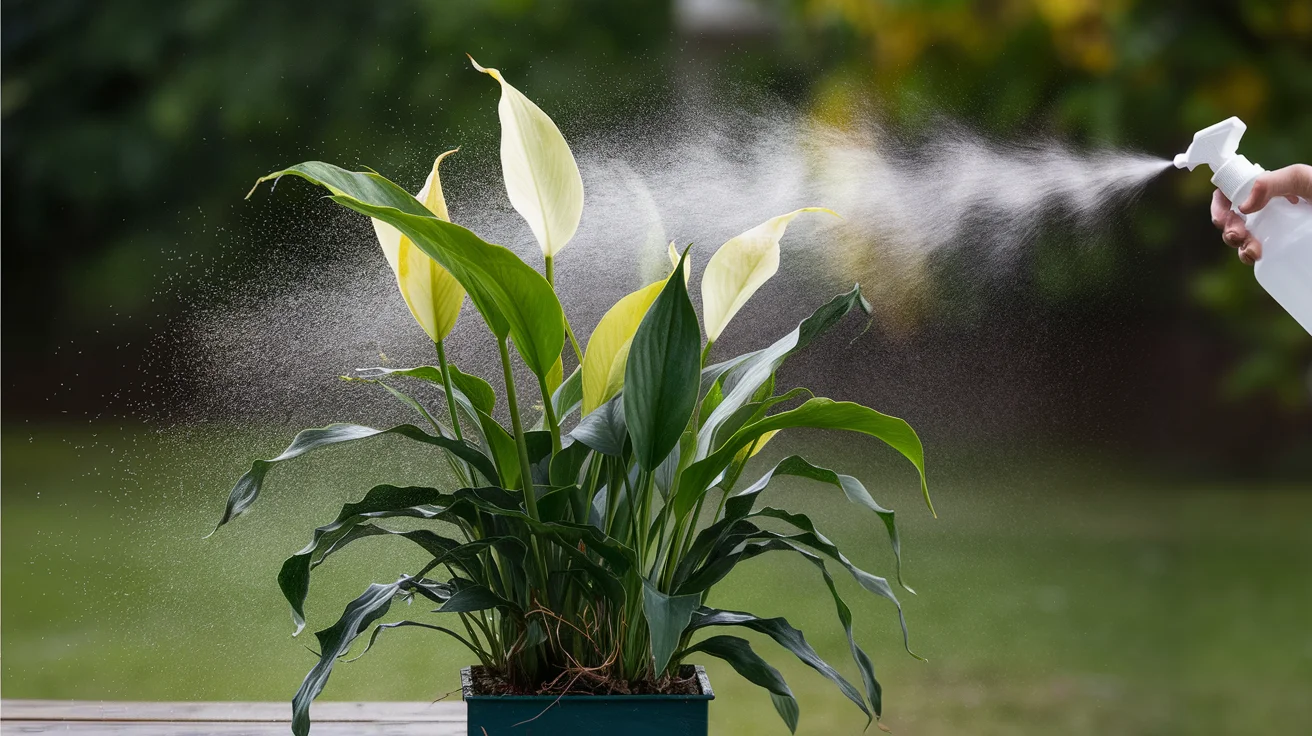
[461,665,714,701]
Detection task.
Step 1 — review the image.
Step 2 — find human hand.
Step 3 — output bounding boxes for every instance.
[1211,164,1312,265]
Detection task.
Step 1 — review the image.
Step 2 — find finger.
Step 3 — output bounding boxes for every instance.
[1240,164,1312,214]
[1222,226,1247,249]
[1238,240,1259,266]
[1210,190,1232,228]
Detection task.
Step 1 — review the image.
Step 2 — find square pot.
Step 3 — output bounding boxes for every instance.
[461,665,715,736]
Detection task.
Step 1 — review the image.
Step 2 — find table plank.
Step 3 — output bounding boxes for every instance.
[0,702,467,736]
[1,722,461,735]
[1,702,464,723]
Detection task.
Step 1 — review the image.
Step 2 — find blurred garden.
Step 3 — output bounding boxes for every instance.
[3,1,1311,734]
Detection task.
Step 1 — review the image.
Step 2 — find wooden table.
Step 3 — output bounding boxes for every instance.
[0,701,467,735]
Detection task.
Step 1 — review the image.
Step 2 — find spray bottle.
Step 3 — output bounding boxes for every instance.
[1175,117,1312,335]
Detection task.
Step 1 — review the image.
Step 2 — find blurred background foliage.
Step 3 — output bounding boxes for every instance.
[5,3,1312,731]
[3,0,1310,443]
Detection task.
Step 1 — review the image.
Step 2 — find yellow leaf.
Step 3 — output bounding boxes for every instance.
[546,354,564,395]
[581,279,666,415]
[370,150,467,342]
[736,429,780,463]
[701,208,837,342]
[471,56,584,259]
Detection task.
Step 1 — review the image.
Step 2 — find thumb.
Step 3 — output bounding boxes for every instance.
[1240,164,1312,214]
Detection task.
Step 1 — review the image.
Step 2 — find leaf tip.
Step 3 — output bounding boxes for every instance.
[467,54,499,81]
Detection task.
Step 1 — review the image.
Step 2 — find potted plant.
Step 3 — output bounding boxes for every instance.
[212,57,934,736]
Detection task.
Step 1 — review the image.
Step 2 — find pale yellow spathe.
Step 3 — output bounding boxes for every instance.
[700,208,837,342]
[370,150,466,342]
[581,279,666,415]
[471,56,584,259]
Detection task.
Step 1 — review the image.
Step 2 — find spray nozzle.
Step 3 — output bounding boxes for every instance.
[1175,117,1246,171]
[1175,117,1264,205]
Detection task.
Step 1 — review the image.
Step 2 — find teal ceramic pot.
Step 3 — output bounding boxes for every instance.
[461,665,714,735]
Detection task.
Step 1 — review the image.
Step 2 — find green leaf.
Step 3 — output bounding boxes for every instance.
[679,635,798,733]
[642,579,702,676]
[552,365,583,420]
[697,285,870,459]
[354,365,495,452]
[437,584,517,614]
[571,394,627,456]
[281,524,458,635]
[448,365,497,416]
[473,408,523,489]
[624,247,701,471]
[681,535,893,715]
[274,484,528,635]
[211,423,498,533]
[690,607,870,723]
[714,454,910,593]
[676,398,930,518]
[346,620,484,665]
[292,581,399,736]
[251,163,564,380]
[549,440,591,487]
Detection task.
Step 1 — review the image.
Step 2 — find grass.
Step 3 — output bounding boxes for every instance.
[3,423,1310,734]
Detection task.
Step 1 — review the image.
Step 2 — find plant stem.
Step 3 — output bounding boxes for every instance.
[498,338,540,520]
[537,375,562,453]
[700,339,714,367]
[545,254,585,363]
[434,339,464,441]
[563,315,584,364]
[604,457,622,537]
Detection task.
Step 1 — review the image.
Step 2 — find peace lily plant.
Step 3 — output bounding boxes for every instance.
[215,58,934,736]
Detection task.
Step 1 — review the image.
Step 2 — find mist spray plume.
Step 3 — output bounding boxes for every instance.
[164,103,1170,428]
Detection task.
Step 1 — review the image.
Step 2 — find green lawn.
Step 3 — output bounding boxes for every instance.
[3,425,1310,734]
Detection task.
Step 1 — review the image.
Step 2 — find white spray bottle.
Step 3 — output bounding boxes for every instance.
[1175,117,1312,335]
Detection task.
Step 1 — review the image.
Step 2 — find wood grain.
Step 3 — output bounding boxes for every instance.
[0,701,467,736]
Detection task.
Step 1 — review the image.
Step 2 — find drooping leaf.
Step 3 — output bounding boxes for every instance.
[625,247,701,471]
[274,484,528,635]
[676,398,930,518]
[691,607,870,723]
[581,278,665,415]
[758,456,908,592]
[281,524,458,635]
[249,163,564,381]
[370,150,466,342]
[437,584,518,614]
[347,620,483,665]
[292,581,399,736]
[451,487,637,575]
[642,579,702,676]
[700,208,836,343]
[682,453,910,597]
[470,57,583,259]
[697,285,870,459]
[353,364,495,442]
[679,635,799,733]
[211,423,498,533]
